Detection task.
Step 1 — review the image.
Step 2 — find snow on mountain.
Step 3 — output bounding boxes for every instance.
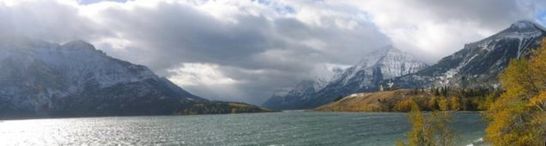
[263,46,428,109]
[391,20,546,89]
[303,46,428,108]
[264,19,545,110]
[0,37,265,118]
[262,64,345,109]
[311,64,346,91]
[375,46,429,79]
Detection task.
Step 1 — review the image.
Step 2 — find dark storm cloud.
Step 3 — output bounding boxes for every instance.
[0,0,544,104]
[414,0,536,28]
[87,1,389,104]
[103,5,267,63]
[98,1,386,71]
[0,1,105,42]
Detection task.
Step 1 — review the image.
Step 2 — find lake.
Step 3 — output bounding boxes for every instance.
[0,111,486,146]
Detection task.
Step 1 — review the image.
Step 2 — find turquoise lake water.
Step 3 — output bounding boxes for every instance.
[0,111,486,146]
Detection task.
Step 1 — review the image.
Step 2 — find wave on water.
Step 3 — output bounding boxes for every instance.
[466,137,485,146]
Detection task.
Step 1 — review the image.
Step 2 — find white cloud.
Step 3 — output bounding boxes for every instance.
[340,0,539,62]
[0,0,544,104]
[167,63,247,102]
[167,63,238,86]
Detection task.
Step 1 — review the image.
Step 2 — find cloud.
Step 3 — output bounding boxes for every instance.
[341,0,545,62]
[0,0,104,42]
[78,0,126,5]
[168,63,238,86]
[0,0,544,104]
[83,0,389,104]
[167,63,246,102]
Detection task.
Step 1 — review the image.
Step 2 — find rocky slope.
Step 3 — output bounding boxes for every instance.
[390,20,546,89]
[266,20,546,110]
[263,46,428,109]
[0,37,267,118]
[315,89,423,112]
[315,88,487,112]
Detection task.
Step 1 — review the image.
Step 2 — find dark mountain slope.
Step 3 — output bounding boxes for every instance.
[0,38,267,118]
[391,20,546,89]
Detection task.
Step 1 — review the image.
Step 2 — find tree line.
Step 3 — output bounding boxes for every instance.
[397,39,546,146]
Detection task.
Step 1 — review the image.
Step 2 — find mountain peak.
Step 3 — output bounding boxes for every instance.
[383,45,399,51]
[468,20,546,48]
[62,40,96,50]
[504,20,545,32]
[355,45,398,67]
[263,45,428,109]
[510,20,538,29]
[384,46,404,55]
[375,45,402,54]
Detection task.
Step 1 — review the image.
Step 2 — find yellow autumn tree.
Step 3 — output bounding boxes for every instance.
[427,96,439,110]
[407,100,434,146]
[449,96,461,111]
[429,111,454,146]
[477,93,496,110]
[438,97,449,112]
[395,98,415,112]
[399,99,454,146]
[485,39,546,145]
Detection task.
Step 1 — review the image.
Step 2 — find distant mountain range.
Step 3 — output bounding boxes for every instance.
[391,20,546,89]
[263,46,428,109]
[263,20,546,110]
[3,20,543,116]
[0,37,267,118]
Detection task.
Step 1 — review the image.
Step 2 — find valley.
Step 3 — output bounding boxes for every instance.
[1,1,546,145]
[264,20,546,112]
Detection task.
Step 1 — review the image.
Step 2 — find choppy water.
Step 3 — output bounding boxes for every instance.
[0,112,486,146]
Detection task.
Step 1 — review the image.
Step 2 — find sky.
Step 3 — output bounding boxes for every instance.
[0,0,545,104]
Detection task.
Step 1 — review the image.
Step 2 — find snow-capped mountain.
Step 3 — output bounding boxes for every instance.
[336,46,428,86]
[262,80,321,110]
[263,46,428,109]
[391,20,546,89]
[262,66,344,110]
[0,37,265,118]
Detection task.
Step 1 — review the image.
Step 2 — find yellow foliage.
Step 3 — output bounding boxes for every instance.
[438,97,449,111]
[407,100,434,146]
[529,91,546,111]
[477,93,496,110]
[395,98,415,112]
[404,99,455,146]
[485,39,546,146]
[395,139,405,146]
[449,96,461,111]
[529,42,546,89]
[430,111,454,146]
[427,96,438,110]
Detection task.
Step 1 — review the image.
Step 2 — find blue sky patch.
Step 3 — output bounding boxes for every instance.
[537,10,546,26]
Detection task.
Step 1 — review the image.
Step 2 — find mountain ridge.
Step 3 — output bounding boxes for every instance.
[0,38,267,118]
[389,20,546,89]
[264,20,546,110]
[263,46,428,109]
